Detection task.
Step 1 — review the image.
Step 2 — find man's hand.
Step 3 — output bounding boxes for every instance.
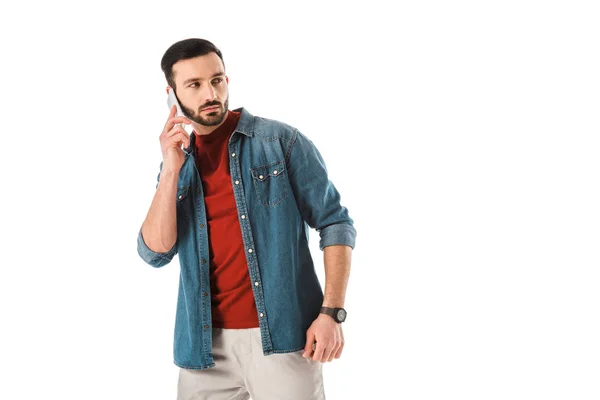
[302,313,345,363]
[161,104,192,173]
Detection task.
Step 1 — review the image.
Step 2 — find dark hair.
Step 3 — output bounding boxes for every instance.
[160,38,225,90]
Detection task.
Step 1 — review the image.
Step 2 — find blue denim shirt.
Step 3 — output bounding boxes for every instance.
[137,107,356,369]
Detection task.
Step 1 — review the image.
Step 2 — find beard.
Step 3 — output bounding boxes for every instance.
[180,96,229,127]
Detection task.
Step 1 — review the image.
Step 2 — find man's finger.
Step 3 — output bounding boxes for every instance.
[163,105,177,132]
[165,125,190,140]
[164,116,193,134]
[171,116,193,125]
[334,341,344,359]
[171,132,190,149]
[312,341,326,362]
[325,346,336,363]
[163,110,192,134]
[302,331,316,358]
[327,340,340,362]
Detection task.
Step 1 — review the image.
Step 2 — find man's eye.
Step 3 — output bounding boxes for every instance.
[213,78,222,84]
[190,82,199,88]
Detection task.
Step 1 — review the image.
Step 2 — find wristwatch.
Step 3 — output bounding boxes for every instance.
[320,306,347,323]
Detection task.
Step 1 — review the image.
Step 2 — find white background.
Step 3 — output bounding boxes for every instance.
[1,1,599,399]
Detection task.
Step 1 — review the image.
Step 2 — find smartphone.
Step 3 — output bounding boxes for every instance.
[167,88,193,135]
[167,87,184,117]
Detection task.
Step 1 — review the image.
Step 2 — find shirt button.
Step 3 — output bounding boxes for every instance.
[235,180,240,185]
[203,292,208,297]
[248,248,253,253]
[232,153,236,157]
[178,195,183,200]
[204,325,209,329]
[200,223,205,228]
[255,282,259,286]
[196,189,200,195]
[241,215,246,219]
[259,175,264,179]
[273,170,278,175]
[260,313,264,318]
[202,259,207,264]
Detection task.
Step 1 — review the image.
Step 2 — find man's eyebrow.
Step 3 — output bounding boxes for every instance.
[183,72,225,85]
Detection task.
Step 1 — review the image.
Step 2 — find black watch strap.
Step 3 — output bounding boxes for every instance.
[320,306,347,323]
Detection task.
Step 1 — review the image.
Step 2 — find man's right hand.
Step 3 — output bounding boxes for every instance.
[160,104,193,173]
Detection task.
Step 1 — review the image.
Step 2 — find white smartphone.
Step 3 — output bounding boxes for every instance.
[167,87,184,117]
[167,88,193,135]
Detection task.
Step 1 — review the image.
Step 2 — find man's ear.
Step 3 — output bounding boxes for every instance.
[166,86,170,94]
[226,76,229,84]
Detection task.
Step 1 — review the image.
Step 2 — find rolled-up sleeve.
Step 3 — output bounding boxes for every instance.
[318,223,357,250]
[137,227,178,268]
[286,128,357,250]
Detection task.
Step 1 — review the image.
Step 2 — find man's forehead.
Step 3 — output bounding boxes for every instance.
[173,54,224,80]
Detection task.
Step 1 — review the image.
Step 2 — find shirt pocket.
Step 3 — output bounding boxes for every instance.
[250,160,289,206]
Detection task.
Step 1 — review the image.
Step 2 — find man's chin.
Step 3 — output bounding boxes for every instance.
[197,112,227,126]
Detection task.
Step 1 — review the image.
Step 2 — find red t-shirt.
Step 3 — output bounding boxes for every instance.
[194,110,259,329]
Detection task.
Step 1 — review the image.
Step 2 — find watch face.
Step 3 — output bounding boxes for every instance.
[337,309,346,322]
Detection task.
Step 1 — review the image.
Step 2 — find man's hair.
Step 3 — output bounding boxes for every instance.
[161,38,225,91]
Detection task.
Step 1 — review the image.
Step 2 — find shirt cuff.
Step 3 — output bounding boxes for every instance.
[137,228,177,267]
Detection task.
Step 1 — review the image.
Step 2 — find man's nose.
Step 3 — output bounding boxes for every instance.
[201,84,217,103]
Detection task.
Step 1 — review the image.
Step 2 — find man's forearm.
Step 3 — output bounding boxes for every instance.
[141,169,180,253]
[322,245,352,308]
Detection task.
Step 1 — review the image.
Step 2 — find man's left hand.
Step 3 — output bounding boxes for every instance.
[302,313,345,362]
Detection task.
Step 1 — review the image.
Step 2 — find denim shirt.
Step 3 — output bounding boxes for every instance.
[137,107,356,369]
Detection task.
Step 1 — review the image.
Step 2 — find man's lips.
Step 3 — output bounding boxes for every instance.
[202,105,220,112]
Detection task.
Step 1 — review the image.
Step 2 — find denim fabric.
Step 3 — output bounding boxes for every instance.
[137,107,356,369]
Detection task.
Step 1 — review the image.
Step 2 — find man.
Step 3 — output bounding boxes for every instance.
[137,38,356,400]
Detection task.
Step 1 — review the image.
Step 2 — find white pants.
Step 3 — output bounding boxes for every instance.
[177,328,325,400]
